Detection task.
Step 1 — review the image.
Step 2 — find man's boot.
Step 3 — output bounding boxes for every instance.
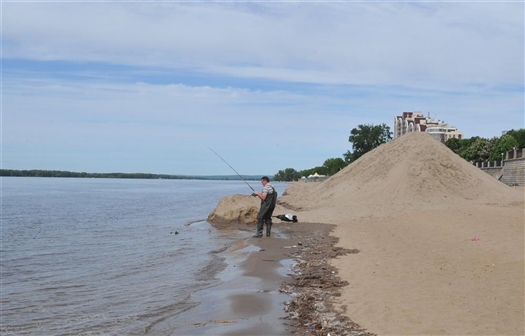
[253,219,264,238]
[266,221,272,237]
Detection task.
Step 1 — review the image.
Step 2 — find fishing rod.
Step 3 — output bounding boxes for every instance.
[207,147,255,192]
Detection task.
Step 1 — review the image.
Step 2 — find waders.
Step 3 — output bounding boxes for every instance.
[254,186,277,237]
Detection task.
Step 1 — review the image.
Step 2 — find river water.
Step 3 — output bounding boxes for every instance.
[0,177,288,335]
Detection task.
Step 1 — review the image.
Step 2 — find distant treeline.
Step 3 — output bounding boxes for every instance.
[0,169,263,181]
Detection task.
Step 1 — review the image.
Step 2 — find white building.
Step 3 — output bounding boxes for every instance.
[394,111,464,143]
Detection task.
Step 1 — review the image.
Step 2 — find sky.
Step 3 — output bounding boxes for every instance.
[2,1,524,176]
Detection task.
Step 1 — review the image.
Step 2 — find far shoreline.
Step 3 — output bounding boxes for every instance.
[0,169,270,181]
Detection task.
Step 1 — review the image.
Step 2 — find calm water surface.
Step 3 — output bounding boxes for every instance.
[1,177,288,335]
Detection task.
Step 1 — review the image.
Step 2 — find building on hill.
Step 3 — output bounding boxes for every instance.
[394,111,464,143]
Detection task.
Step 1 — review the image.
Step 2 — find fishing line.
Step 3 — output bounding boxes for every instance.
[207,147,255,192]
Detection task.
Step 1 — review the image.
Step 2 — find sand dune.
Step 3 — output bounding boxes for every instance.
[279,132,524,335]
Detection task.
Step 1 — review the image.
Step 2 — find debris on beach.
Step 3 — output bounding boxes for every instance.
[280,227,374,336]
[193,319,239,328]
[212,319,237,324]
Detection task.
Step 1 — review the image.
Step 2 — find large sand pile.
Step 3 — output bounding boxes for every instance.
[279,132,522,220]
[278,132,524,335]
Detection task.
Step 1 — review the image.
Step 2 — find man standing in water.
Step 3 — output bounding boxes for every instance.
[252,176,277,237]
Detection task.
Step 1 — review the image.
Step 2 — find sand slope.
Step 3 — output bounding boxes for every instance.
[279,132,524,335]
[279,132,522,221]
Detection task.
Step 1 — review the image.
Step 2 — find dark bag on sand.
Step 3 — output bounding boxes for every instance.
[275,214,298,223]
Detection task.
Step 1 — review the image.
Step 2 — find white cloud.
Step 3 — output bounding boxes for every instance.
[3,2,523,89]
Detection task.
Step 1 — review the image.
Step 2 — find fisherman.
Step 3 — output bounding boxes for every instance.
[252,176,277,237]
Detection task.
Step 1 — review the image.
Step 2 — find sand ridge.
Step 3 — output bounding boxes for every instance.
[279,132,522,221]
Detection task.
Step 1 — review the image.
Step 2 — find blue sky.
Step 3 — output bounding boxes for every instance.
[2,1,524,176]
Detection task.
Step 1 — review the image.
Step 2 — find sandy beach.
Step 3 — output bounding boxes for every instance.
[208,132,524,336]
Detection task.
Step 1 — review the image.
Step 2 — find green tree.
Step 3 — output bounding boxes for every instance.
[323,157,347,175]
[462,137,495,162]
[505,129,525,148]
[298,168,316,178]
[343,123,392,163]
[489,134,519,161]
[445,137,462,155]
[273,168,300,182]
[457,136,479,160]
[273,170,283,181]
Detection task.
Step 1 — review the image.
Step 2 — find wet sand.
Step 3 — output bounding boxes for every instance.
[170,224,295,335]
[171,221,354,336]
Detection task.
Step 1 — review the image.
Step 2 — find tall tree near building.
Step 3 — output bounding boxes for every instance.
[445,137,463,155]
[343,123,392,163]
[505,129,525,148]
[489,134,519,161]
[462,137,495,162]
